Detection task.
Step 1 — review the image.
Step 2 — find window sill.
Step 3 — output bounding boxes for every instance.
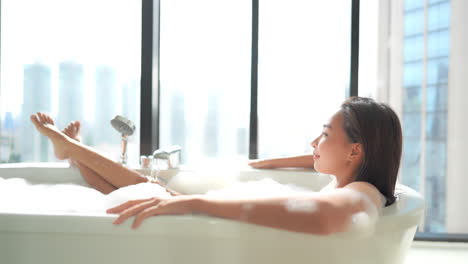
[405,241,468,264]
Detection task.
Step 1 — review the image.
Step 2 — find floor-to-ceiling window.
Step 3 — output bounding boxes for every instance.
[1,0,355,167]
[257,1,350,158]
[359,0,468,240]
[158,0,352,163]
[400,0,450,233]
[0,0,142,165]
[158,0,252,165]
[381,0,468,239]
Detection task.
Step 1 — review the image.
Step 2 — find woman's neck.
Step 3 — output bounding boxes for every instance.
[334,171,357,188]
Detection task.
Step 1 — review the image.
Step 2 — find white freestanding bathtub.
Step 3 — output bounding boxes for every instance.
[0,163,424,264]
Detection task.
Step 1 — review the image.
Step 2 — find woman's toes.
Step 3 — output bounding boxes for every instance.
[64,125,73,133]
[74,121,81,132]
[36,112,43,122]
[46,115,54,125]
[30,114,40,126]
[38,112,47,124]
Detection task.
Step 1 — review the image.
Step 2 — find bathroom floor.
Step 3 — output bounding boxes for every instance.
[405,241,468,264]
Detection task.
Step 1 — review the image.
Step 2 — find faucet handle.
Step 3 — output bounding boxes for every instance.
[166,145,182,154]
[153,145,182,169]
[153,145,181,159]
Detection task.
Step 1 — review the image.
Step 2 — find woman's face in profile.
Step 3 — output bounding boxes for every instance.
[310,111,357,178]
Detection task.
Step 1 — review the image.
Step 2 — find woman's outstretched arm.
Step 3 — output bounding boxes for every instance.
[108,182,381,235]
[249,154,315,169]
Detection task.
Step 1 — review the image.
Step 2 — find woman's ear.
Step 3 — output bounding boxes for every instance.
[348,143,363,161]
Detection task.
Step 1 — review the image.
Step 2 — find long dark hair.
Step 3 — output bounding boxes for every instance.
[340,97,402,206]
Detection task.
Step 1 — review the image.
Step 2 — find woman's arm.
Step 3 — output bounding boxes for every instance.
[248,154,315,169]
[108,185,380,235]
[192,187,379,234]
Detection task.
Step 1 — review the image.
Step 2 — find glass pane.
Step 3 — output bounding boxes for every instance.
[403,62,423,87]
[426,112,447,141]
[159,0,251,164]
[258,1,350,158]
[403,86,422,112]
[428,1,451,31]
[424,138,447,232]
[404,10,424,36]
[404,36,425,62]
[403,112,422,140]
[429,0,449,4]
[428,30,450,58]
[0,0,141,165]
[401,136,421,191]
[401,111,423,192]
[405,0,424,11]
[427,58,449,85]
[426,84,448,112]
[358,0,379,98]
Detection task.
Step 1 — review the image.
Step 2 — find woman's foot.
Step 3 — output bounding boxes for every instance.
[62,121,82,167]
[63,121,81,142]
[30,112,71,160]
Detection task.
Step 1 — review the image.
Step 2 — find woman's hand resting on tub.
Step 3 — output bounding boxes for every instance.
[107,195,201,229]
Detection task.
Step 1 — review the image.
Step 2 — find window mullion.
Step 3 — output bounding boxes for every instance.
[349,0,360,97]
[140,0,160,156]
[249,0,259,159]
[418,0,429,232]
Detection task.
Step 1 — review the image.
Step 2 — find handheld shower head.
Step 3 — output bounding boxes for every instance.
[111,115,136,136]
[110,115,136,166]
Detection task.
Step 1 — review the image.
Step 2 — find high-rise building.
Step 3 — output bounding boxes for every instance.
[58,62,85,129]
[94,65,118,144]
[170,90,186,161]
[121,78,139,127]
[20,63,52,161]
[203,93,219,157]
[0,112,15,162]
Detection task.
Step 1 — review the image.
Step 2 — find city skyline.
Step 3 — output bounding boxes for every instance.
[0,61,141,163]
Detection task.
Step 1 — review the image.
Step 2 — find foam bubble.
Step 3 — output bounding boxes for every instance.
[284,199,318,213]
[0,173,319,217]
[205,178,316,198]
[346,211,378,236]
[104,182,171,208]
[239,203,255,221]
[167,170,239,195]
[0,177,106,214]
[342,189,380,235]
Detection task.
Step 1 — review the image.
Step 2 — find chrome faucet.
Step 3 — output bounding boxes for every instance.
[153,145,181,169]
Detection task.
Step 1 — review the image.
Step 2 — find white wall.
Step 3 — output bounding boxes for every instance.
[446,0,468,233]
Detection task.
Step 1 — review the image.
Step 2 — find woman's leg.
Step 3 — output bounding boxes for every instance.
[62,121,118,194]
[75,161,117,194]
[31,112,148,189]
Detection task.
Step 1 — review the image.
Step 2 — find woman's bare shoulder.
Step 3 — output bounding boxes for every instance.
[344,181,386,208]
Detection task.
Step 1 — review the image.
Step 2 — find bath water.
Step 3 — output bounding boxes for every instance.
[0,169,378,234]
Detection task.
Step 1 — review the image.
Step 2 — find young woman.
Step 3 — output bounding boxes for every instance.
[31,96,402,235]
